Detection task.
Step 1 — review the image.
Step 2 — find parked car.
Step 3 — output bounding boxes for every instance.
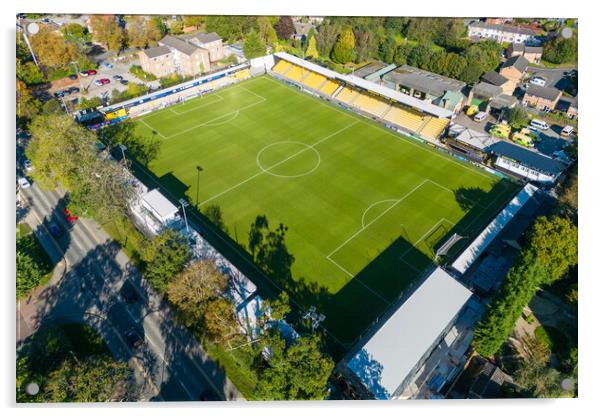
[99,78,110,85]
[18,177,31,189]
[69,74,78,80]
[24,159,33,172]
[68,86,80,94]
[473,111,488,122]
[119,281,140,304]
[48,222,62,238]
[63,208,78,224]
[119,79,129,85]
[529,119,550,131]
[79,71,89,77]
[54,90,66,98]
[94,79,103,86]
[561,125,574,137]
[124,328,144,349]
[529,76,546,87]
[113,75,123,81]
[87,69,97,76]
[101,62,113,69]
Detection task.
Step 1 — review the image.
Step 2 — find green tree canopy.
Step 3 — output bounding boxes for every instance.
[543,33,578,64]
[332,27,356,64]
[141,229,191,292]
[529,216,578,284]
[275,16,295,40]
[243,30,266,59]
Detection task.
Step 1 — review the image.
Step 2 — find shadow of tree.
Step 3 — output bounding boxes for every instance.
[455,186,489,212]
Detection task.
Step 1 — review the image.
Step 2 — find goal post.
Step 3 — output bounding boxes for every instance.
[435,233,464,257]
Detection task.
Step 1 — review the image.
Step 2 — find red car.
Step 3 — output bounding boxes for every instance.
[63,208,78,224]
[87,69,97,76]
[100,78,110,85]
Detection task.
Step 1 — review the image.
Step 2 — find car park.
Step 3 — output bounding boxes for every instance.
[113,75,123,81]
[94,79,103,86]
[18,177,31,189]
[100,78,110,85]
[68,86,80,94]
[48,222,62,238]
[63,207,78,224]
[79,71,89,77]
[87,69,97,76]
[54,90,66,98]
[124,328,144,349]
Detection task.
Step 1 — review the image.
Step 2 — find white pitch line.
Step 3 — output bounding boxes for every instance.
[425,179,487,210]
[327,180,429,259]
[398,218,455,260]
[360,199,399,228]
[139,119,167,139]
[169,93,224,115]
[164,96,267,140]
[326,257,391,305]
[197,121,359,207]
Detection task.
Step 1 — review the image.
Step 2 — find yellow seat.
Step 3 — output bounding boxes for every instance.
[383,107,426,133]
[353,94,390,117]
[320,80,340,96]
[302,72,327,90]
[285,64,307,82]
[336,87,359,104]
[273,60,292,75]
[419,117,449,140]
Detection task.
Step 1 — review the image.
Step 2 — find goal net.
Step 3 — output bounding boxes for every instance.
[436,233,464,257]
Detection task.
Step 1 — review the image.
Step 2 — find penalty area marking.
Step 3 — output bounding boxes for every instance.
[256,141,321,178]
[169,93,224,115]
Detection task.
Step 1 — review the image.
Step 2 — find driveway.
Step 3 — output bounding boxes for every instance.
[17,184,243,401]
[525,66,577,93]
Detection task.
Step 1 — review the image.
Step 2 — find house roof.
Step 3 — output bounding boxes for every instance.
[501,55,529,73]
[448,123,499,150]
[451,183,539,274]
[490,141,566,176]
[469,21,536,36]
[490,94,518,110]
[159,35,199,55]
[346,267,472,399]
[472,82,503,98]
[141,189,179,221]
[274,52,454,118]
[354,61,388,79]
[142,45,171,59]
[192,32,221,44]
[293,22,313,36]
[525,84,562,101]
[509,42,524,52]
[481,71,510,87]
[383,65,466,97]
[524,45,543,54]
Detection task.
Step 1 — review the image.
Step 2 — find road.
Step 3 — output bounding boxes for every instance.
[16,183,243,402]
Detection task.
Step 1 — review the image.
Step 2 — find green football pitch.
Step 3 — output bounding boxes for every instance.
[133,75,519,349]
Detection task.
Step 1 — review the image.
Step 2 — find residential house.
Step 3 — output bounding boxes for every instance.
[481,71,516,95]
[522,84,562,112]
[499,55,529,85]
[383,65,466,113]
[467,22,536,44]
[506,43,543,64]
[184,32,224,62]
[139,35,210,78]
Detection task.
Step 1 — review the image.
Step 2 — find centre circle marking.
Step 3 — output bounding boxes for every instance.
[256,141,321,178]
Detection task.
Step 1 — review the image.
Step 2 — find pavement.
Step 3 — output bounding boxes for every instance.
[16,183,243,402]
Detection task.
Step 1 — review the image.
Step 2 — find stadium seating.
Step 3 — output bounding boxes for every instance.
[302,72,327,90]
[336,87,359,105]
[234,69,250,80]
[418,117,450,140]
[353,93,390,117]
[273,60,292,75]
[319,80,340,96]
[285,64,309,82]
[382,106,426,133]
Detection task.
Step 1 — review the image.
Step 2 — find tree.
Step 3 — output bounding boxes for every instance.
[203,298,240,343]
[141,229,191,293]
[167,260,229,328]
[507,106,530,128]
[89,15,125,51]
[16,80,40,123]
[205,16,257,42]
[305,36,319,59]
[169,19,184,35]
[543,34,578,64]
[16,60,45,85]
[407,44,436,69]
[183,15,204,30]
[442,53,468,79]
[99,120,160,166]
[243,30,266,59]
[60,23,91,43]
[528,216,578,284]
[354,29,375,63]
[275,16,295,40]
[558,164,578,220]
[257,16,278,46]
[29,26,78,69]
[332,27,356,64]
[26,113,97,190]
[16,251,43,299]
[254,331,334,400]
[315,24,340,57]
[377,37,397,63]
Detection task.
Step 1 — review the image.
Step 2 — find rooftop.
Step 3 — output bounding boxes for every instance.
[472,82,503,98]
[346,267,472,399]
[490,141,567,176]
[524,84,562,101]
[500,55,529,73]
[490,94,518,110]
[159,35,199,56]
[448,123,499,151]
[481,71,510,87]
[384,65,466,97]
[469,21,536,36]
[141,44,171,59]
[191,32,221,44]
[140,189,179,221]
[354,61,388,79]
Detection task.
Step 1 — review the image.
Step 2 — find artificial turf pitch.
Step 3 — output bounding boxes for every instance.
[134,75,519,349]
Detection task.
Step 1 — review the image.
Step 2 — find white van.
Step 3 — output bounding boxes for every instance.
[561,125,574,137]
[529,119,549,131]
[473,111,487,122]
